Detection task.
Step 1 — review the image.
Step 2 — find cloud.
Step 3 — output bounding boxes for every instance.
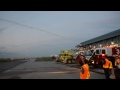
[0,46,6,50]
[0,27,8,33]
[0,11,120,58]
[0,51,20,58]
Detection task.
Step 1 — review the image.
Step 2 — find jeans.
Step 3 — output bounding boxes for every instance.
[103,68,110,79]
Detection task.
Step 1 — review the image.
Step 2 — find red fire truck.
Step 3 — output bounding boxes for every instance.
[89,46,120,68]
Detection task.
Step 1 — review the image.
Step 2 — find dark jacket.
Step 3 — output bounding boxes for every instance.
[114,68,120,79]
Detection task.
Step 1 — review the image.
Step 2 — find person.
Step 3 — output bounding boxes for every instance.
[108,59,113,76]
[114,68,120,79]
[77,53,84,66]
[102,55,111,79]
[56,57,60,63]
[110,55,120,79]
[115,55,120,68]
[80,55,90,79]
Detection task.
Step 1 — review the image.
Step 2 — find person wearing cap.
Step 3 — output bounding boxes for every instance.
[80,55,90,79]
[115,54,120,68]
[102,54,111,79]
[77,53,84,66]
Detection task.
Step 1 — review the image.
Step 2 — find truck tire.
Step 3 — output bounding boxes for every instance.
[66,59,68,64]
[70,59,72,64]
[93,61,99,68]
[67,59,72,64]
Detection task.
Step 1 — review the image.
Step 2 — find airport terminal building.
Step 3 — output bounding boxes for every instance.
[80,29,120,50]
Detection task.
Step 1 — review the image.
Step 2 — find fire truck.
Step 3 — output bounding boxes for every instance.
[59,50,75,64]
[88,46,120,68]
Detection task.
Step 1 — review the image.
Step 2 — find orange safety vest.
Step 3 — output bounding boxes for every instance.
[103,59,110,68]
[115,56,120,67]
[115,60,118,67]
[80,64,90,79]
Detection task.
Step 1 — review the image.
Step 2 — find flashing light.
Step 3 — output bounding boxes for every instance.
[91,60,94,64]
[86,58,88,60]
[102,54,105,57]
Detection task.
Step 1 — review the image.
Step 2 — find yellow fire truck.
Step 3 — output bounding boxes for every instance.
[59,50,75,64]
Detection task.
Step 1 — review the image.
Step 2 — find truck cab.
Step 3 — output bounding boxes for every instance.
[59,50,75,64]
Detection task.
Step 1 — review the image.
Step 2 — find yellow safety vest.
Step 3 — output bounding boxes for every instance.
[115,60,118,67]
[109,61,113,69]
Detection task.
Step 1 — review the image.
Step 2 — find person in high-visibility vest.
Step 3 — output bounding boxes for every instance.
[110,55,120,79]
[115,60,118,67]
[80,55,90,79]
[115,55,120,68]
[102,54,111,79]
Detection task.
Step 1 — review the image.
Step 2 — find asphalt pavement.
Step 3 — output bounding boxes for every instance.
[0,60,28,73]
[0,59,105,79]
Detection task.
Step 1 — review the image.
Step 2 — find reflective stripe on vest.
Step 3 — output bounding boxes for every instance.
[109,61,113,69]
[84,64,90,79]
[103,59,109,68]
[115,60,118,66]
[80,64,90,79]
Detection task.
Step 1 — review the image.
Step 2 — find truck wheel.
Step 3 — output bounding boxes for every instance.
[68,59,70,64]
[66,59,68,64]
[71,60,73,64]
[69,59,72,64]
[68,59,72,64]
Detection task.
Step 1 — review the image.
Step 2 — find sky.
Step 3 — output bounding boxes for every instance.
[0,11,120,58]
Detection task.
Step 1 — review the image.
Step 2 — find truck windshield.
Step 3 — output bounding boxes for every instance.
[91,50,94,53]
[102,50,106,54]
[73,53,77,57]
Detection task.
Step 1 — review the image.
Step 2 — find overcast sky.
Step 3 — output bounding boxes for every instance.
[0,11,120,58]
